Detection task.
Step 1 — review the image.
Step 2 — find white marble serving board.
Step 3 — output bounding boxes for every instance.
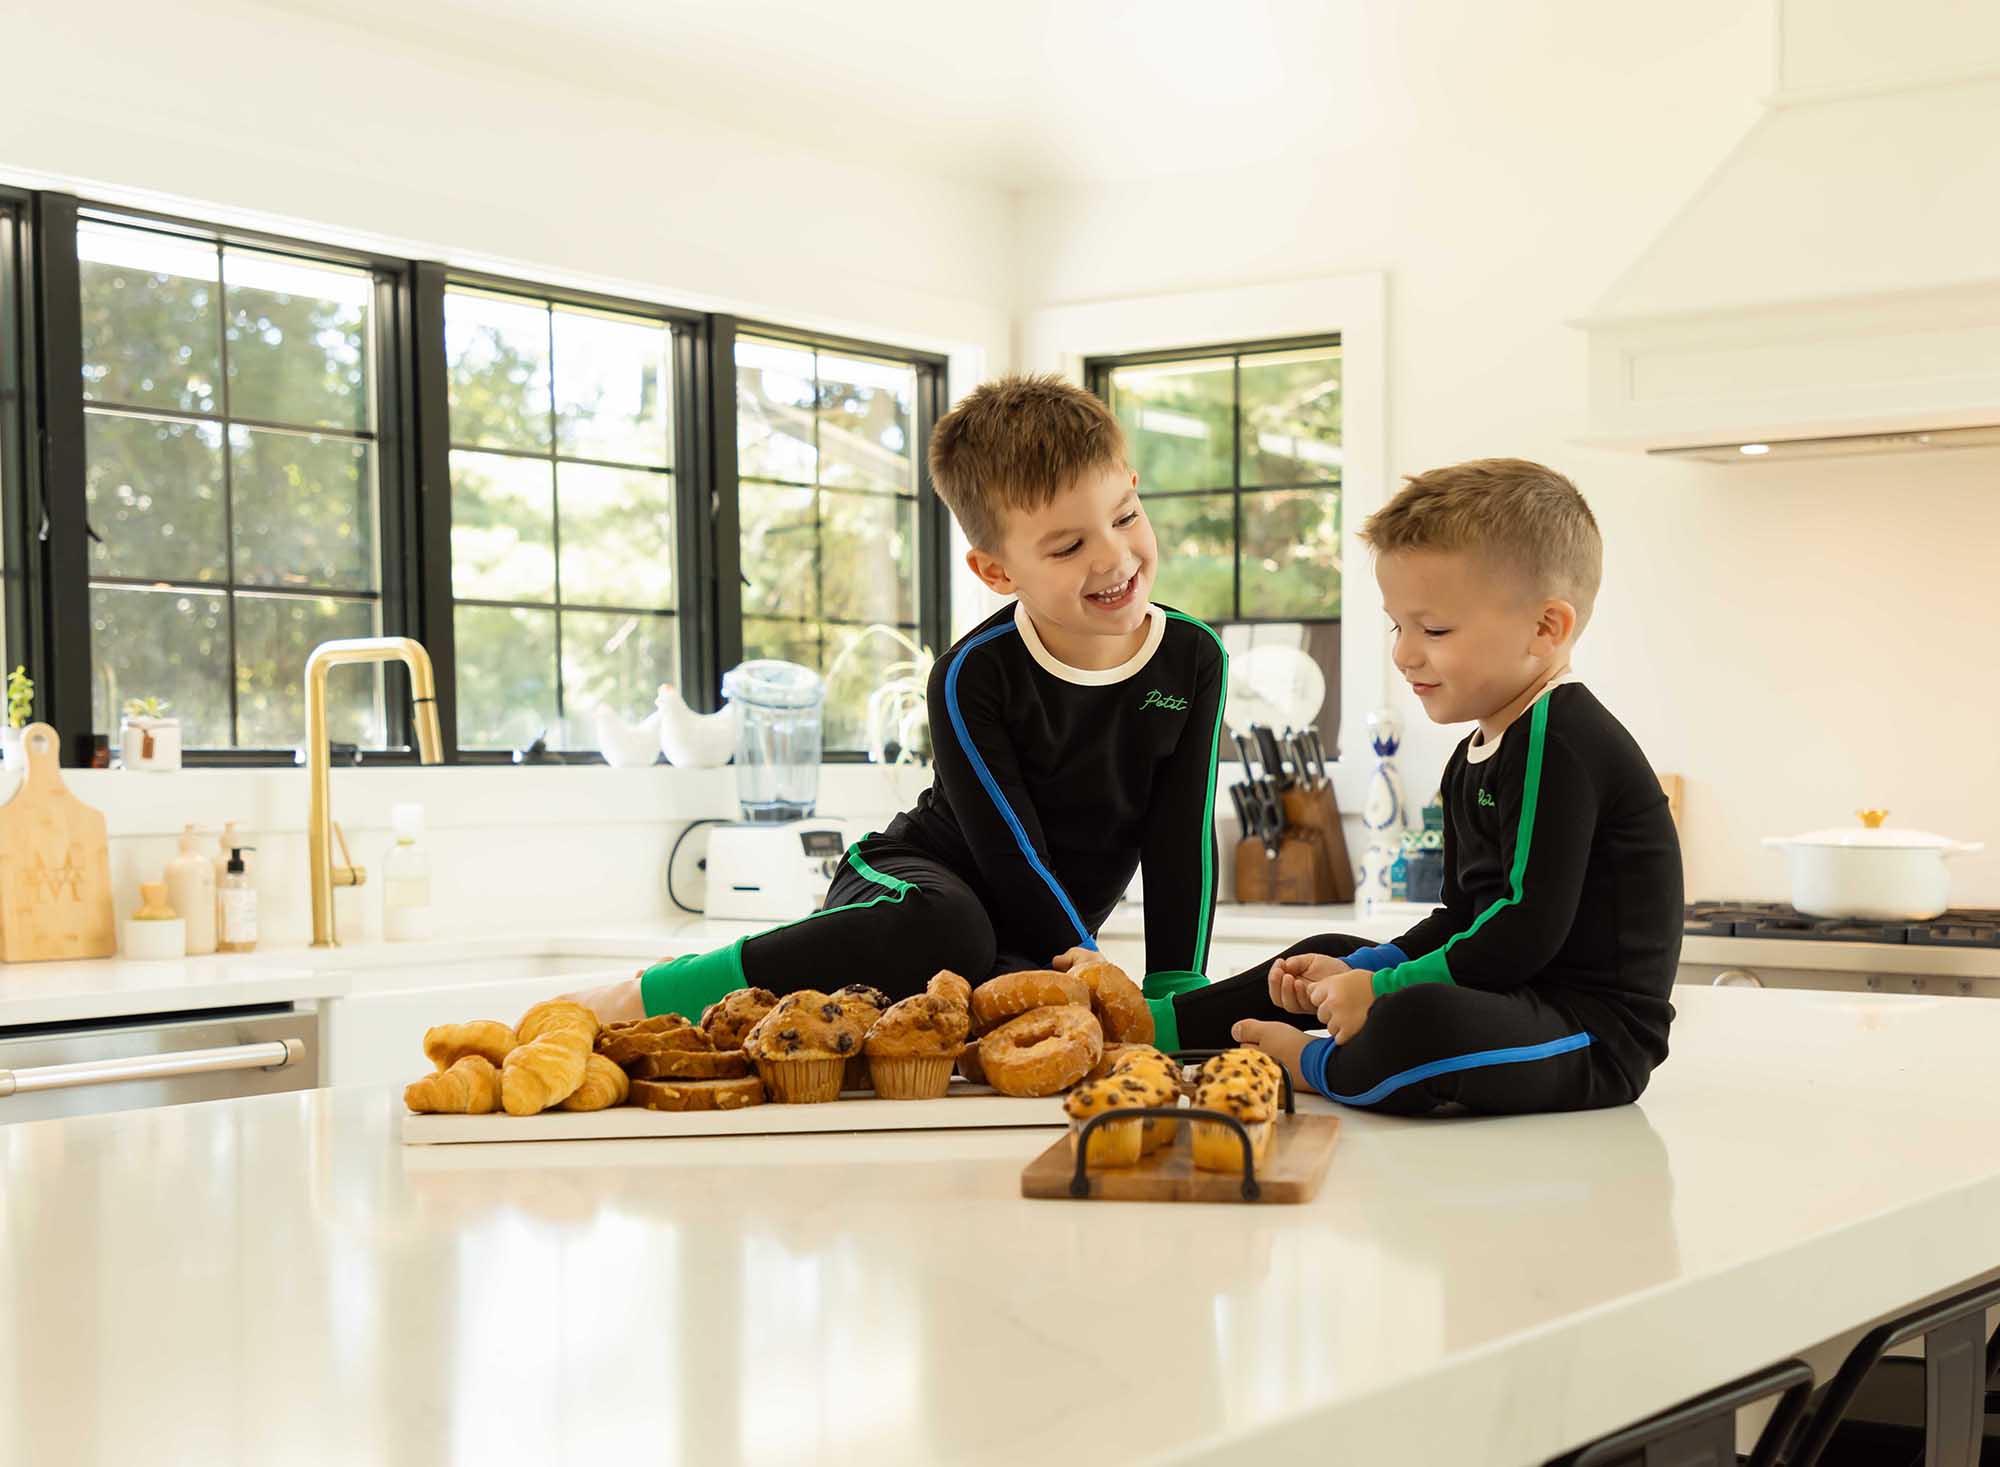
[400,1084,1068,1145]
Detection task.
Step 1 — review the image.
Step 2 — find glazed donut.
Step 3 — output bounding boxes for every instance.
[969,969,1090,1035]
[979,1004,1103,1097]
[1075,960,1154,1045]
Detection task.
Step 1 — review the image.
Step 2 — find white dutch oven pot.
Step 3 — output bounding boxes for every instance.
[1763,810,1984,921]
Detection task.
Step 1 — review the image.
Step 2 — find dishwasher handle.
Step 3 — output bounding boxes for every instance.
[0,1039,304,1098]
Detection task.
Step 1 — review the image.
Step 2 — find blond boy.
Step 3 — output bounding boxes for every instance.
[1179,459,1683,1114]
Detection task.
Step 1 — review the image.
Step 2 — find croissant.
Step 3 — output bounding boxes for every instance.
[501,1035,589,1115]
[517,1000,600,1049]
[405,1056,501,1114]
[423,1020,517,1071]
[558,1053,631,1112]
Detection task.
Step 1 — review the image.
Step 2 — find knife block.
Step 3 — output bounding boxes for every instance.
[1280,782,1357,903]
[1233,834,1328,904]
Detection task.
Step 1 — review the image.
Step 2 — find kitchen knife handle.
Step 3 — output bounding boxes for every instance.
[1252,725,1289,789]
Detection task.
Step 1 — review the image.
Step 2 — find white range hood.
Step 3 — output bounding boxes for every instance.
[1578,70,2000,460]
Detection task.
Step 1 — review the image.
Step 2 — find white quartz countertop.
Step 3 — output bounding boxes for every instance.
[5,985,1999,1466]
[7,897,1998,1029]
[0,949,336,1026]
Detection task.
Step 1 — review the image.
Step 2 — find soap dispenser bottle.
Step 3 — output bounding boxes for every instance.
[165,823,217,955]
[211,820,240,935]
[218,846,259,953]
[382,803,433,942]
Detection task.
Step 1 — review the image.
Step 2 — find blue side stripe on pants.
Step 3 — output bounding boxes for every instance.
[1318,1030,1595,1108]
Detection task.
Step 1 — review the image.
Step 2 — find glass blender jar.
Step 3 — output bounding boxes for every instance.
[721,660,825,822]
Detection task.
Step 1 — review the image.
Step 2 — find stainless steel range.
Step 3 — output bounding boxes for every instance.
[1678,904,2000,997]
[1685,903,2000,948]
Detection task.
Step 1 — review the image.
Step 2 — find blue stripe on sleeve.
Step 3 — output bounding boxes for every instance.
[1300,1037,1336,1098]
[1342,943,1409,973]
[942,622,1095,950]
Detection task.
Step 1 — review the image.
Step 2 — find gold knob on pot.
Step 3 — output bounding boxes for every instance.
[1856,809,1889,829]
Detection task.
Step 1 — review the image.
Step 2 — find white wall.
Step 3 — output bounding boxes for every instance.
[1012,0,2000,905]
[0,0,1010,375]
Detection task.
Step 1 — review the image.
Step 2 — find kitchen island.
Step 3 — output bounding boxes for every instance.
[4,984,1998,1466]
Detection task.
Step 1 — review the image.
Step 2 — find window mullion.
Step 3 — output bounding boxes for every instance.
[215,241,243,747]
[704,313,742,710]
[374,265,421,753]
[914,363,950,654]
[409,262,461,761]
[0,193,39,694]
[544,304,565,739]
[673,321,717,711]
[28,192,93,766]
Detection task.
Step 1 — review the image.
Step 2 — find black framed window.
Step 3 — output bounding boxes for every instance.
[734,330,948,753]
[74,214,401,752]
[439,284,687,754]
[1089,337,1344,736]
[14,188,955,766]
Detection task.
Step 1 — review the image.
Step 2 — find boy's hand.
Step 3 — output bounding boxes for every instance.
[1267,953,1351,1015]
[1229,1019,1311,1086]
[1049,946,1098,973]
[561,976,645,1026]
[1310,968,1377,1044]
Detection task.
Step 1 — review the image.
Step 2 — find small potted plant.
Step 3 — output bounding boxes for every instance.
[120,695,182,772]
[2,666,31,769]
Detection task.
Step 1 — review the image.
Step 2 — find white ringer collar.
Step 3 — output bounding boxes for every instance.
[1465,671,1578,765]
[1012,602,1167,687]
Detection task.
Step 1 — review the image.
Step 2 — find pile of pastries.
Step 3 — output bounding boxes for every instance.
[402,960,1286,1171]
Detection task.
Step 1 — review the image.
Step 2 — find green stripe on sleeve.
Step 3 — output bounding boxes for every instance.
[1160,609,1228,973]
[1370,696,1552,997]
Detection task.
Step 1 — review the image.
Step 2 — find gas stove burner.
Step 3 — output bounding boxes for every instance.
[1684,902,2000,949]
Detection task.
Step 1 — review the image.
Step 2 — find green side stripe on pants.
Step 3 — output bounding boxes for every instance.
[640,843,914,1017]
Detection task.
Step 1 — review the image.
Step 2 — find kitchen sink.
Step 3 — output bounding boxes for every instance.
[333,947,663,997]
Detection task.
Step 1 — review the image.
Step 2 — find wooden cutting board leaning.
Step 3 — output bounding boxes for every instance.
[0,723,116,963]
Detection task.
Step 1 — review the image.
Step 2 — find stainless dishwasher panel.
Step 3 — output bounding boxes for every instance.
[0,1006,319,1124]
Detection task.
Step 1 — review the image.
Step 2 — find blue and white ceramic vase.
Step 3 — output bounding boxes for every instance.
[1361,709,1408,909]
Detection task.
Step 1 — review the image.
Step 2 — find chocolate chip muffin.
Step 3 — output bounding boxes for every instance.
[742,990,869,1103]
[832,984,891,1093]
[863,994,970,1100]
[699,987,779,1051]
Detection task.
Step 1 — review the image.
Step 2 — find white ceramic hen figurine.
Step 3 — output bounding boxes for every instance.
[655,684,740,768]
[593,705,662,768]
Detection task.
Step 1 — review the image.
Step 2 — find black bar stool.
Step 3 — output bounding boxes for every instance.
[1781,1274,2000,1467]
[1549,1358,1814,1467]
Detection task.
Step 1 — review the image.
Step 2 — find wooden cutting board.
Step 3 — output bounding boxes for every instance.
[402,1084,1069,1145]
[0,724,116,963]
[1021,1112,1341,1204]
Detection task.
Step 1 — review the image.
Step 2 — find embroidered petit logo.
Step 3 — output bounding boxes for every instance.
[1477,788,1497,809]
[1140,689,1188,712]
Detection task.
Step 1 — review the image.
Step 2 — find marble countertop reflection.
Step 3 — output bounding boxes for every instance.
[5,985,1999,1466]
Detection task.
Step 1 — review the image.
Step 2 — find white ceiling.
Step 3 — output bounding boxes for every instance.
[247,0,1393,189]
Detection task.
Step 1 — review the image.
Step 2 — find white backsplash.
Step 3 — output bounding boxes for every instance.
[0,759,1357,952]
[5,763,936,950]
